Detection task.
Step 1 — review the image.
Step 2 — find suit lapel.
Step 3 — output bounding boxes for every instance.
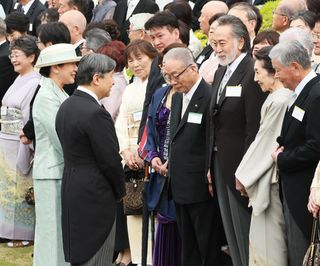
[281,76,320,138]
[172,80,204,139]
[211,66,226,105]
[170,92,182,142]
[218,55,250,106]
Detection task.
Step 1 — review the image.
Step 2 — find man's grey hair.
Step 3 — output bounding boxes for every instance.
[77,53,116,85]
[230,3,257,22]
[269,40,311,69]
[216,15,251,53]
[0,18,6,37]
[84,28,111,52]
[278,1,307,21]
[279,27,314,57]
[163,47,195,67]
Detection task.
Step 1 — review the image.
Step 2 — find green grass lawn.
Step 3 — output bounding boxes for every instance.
[0,243,33,266]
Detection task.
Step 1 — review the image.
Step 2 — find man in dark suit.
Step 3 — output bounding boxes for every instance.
[161,47,223,266]
[196,1,228,67]
[15,0,46,36]
[0,18,17,106]
[113,0,159,44]
[56,53,126,265]
[208,15,267,266]
[270,40,320,266]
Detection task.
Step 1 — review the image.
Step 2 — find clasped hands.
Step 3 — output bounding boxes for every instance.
[122,149,144,170]
[151,157,168,177]
[308,188,320,218]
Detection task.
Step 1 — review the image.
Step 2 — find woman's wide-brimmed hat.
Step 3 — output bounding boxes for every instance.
[35,43,82,68]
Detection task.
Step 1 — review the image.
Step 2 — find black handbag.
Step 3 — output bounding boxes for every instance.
[123,167,145,215]
[303,216,320,266]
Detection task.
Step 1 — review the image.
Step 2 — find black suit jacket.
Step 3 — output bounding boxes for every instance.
[169,79,212,204]
[0,0,14,14]
[55,90,126,264]
[16,0,46,36]
[209,54,267,202]
[277,75,320,240]
[195,44,213,68]
[0,41,18,105]
[113,0,159,44]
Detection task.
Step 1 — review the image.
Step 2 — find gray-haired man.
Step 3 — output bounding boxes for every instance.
[271,40,320,266]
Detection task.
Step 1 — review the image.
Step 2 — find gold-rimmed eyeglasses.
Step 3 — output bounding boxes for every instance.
[161,64,193,84]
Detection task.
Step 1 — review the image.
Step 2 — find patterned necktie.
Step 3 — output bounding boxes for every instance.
[216,67,232,103]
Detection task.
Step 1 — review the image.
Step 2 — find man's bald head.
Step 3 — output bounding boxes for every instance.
[272,0,307,32]
[59,10,86,44]
[199,1,228,35]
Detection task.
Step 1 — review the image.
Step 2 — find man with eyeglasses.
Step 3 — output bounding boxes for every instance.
[312,14,320,73]
[208,15,267,266]
[272,0,307,33]
[162,47,225,266]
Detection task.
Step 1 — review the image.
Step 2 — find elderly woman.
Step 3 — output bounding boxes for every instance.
[32,43,80,266]
[0,35,40,247]
[115,39,157,266]
[98,40,127,121]
[252,30,279,59]
[235,46,292,266]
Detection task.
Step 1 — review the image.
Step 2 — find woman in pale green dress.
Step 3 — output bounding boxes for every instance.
[32,43,81,266]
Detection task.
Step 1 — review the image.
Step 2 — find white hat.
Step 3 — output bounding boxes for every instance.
[129,13,154,31]
[35,43,82,68]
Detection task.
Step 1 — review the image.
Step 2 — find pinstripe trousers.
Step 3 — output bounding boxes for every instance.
[72,218,116,266]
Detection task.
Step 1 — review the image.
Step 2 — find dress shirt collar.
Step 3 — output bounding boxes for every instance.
[184,77,202,101]
[294,69,317,98]
[126,0,139,20]
[228,52,247,75]
[74,38,85,49]
[0,39,6,46]
[22,0,35,14]
[77,86,101,105]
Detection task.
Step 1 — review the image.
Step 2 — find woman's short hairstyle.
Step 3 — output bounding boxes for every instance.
[38,22,71,45]
[98,40,126,72]
[5,11,29,34]
[306,0,320,14]
[254,46,275,75]
[253,30,280,47]
[77,54,116,85]
[9,35,40,65]
[38,8,59,24]
[124,39,158,67]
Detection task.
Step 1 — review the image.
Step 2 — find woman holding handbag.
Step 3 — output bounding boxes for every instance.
[115,39,157,266]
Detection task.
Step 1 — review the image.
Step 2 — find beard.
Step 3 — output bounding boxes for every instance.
[217,39,240,66]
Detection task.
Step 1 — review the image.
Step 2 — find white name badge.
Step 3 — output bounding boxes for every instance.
[226,86,242,97]
[29,23,33,32]
[196,55,205,64]
[133,111,142,122]
[0,106,7,116]
[292,106,305,122]
[187,112,202,124]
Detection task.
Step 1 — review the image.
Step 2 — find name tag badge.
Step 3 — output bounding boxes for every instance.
[226,85,242,97]
[196,55,205,64]
[292,106,305,122]
[162,83,167,87]
[132,111,142,122]
[187,112,202,124]
[1,106,7,116]
[29,23,33,32]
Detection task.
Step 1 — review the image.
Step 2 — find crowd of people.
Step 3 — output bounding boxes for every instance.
[0,0,320,266]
